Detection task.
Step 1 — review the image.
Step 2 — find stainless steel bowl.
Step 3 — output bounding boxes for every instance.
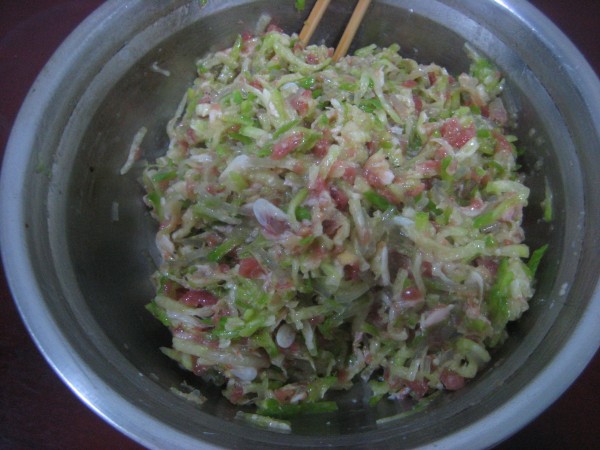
[1,1,599,448]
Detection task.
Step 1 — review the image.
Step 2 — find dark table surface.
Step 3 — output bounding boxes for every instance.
[1,1,599,449]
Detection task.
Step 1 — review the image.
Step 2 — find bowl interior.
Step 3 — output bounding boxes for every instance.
[8,0,599,448]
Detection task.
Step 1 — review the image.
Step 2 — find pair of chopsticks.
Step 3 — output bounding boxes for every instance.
[299,0,372,61]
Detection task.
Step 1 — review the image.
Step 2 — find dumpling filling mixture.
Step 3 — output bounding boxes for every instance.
[143,26,545,418]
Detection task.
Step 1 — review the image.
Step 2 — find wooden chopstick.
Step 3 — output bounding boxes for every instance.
[299,0,332,45]
[333,0,372,61]
[299,0,372,61]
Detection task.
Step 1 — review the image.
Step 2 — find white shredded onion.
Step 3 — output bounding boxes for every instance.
[276,323,296,349]
[230,366,258,381]
[120,126,147,175]
[252,198,289,229]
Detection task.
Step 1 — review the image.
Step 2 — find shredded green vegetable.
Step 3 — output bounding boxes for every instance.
[143,23,542,415]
